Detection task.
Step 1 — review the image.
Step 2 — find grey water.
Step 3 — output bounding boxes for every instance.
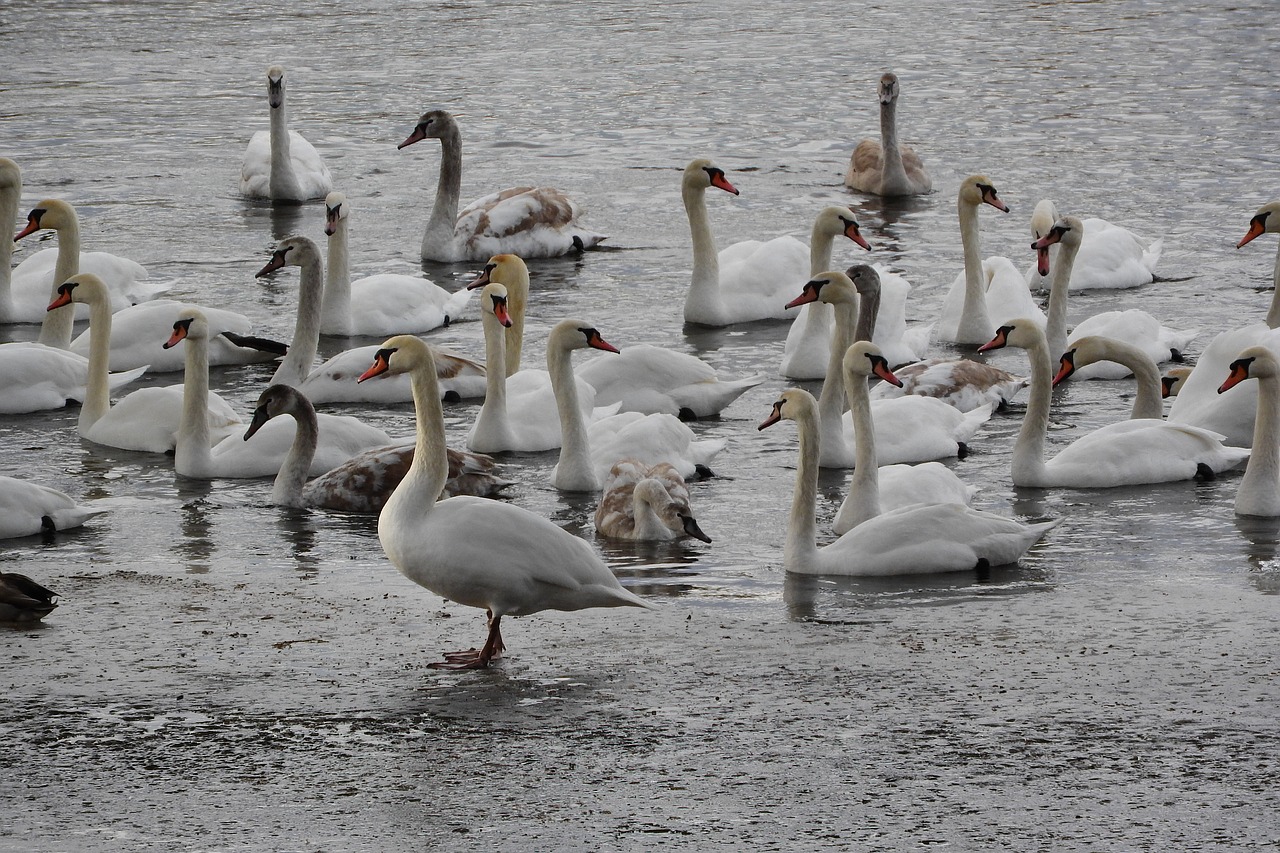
[2,1,1278,849]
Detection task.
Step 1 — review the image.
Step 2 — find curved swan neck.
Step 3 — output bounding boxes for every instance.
[1268,241,1280,330]
[1241,371,1280,508]
[385,348,449,522]
[79,288,115,432]
[841,367,882,528]
[268,101,302,200]
[274,405,318,506]
[1011,334,1053,485]
[955,198,994,344]
[1044,238,1080,363]
[683,180,723,322]
[322,216,352,335]
[549,338,597,490]
[422,123,463,259]
[784,407,821,570]
[37,217,82,349]
[271,247,324,387]
[1099,341,1164,420]
[175,332,213,477]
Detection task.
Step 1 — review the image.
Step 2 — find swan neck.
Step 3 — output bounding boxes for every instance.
[274,407,318,506]
[78,290,115,432]
[550,340,597,490]
[1011,334,1053,485]
[853,287,879,343]
[504,271,529,377]
[0,179,16,320]
[843,368,882,525]
[817,301,855,427]
[175,333,213,476]
[955,199,994,344]
[473,310,510,440]
[385,350,449,521]
[37,219,81,349]
[879,100,906,179]
[1241,372,1280,505]
[268,103,302,199]
[784,408,821,571]
[683,181,723,321]
[1114,344,1164,420]
[1268,242,1280,330]
[1044,239,1079,362]
[422,126,462,258]
[272,250,324,387]
[322,218,352,335]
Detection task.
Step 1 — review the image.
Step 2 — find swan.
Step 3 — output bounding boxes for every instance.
[0,475,104,539]
[978,319,1248,487]
[594,461,712,543]
[786,268,993,467]
[545,318,726,491]
[844,72,933,197]
[1052,336,1167,420]
[466,284,613,453]
[240,65,333,202]
[574,343,764,421]
[758,387,1056,576]
[1036,214,1196,380]
[397,109,605,262]
[12,198,155,346]
[243,384,508,511]
[259,235,484,403]
[936,175,1045,345]
[1218,346,1280,516]
[1024,199,1163,291]
[681,158,812,326]
[1162,367,1193,399]
[48,274,242,451]
[167,308,391,479]
[0,572,59,622]
[357,334,653,669]
[779,205,873,379]
[832,341,979,535]
[1166,201,1280,446]
[465,253,531,376]
[321,191,472,335]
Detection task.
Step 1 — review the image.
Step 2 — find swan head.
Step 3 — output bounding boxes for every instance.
[479,282,513,328]
[877,72,900,105]
[163,308,209,350]
[1052,334,1111,385]
[959,175,1009,214]
[843,340,902,386]
[1220,345,1280,394]
[467,253,529,291]
[358,334,433,382]
[245,384,311,441]
[785,270,856,309]
[0,158,18,192]
[397,109,457,150]
[255,235,321,277]
[977,318,1043,354]
[757,388,818,431]
[549,318,619,354]
[632,477,712,544]
[14,198,76,241]
[1161,366,1193,398]
[1029,199,1059,240]
[47,272,108,312]
[1031,214,1083,276]
[846,263,883,299]
[813,205,872,251]
[1238,201,1280,248]
[323,192,347,236]
[265,65,286,109]
[684,159,739,196]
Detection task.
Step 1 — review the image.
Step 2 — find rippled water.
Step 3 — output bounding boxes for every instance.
[3,1,1279,850]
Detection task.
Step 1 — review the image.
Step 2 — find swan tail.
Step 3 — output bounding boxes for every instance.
[104,364,149,393]
[1142,237,1164,273]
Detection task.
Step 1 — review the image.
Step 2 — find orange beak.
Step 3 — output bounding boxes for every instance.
[757,401,784,431]
[163,324,189,349]
[588,331,619,353]
[358,351,392,383]
[870,356,902,388]
[977,327,1010,353]
[1238,214,1267,249]
[1052,352,1076,386]
[1219,359,1253,394]
[710,172,739,195]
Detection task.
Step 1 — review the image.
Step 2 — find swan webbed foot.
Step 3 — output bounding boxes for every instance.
[1169,348,1186,363]
[40,515,56,533]
[571,235,585,252]
[692,463,714,480]
[677,407,698,422]
[956,441,970,460]
[1194,462,1215,481]
[442,390,462,404]
[428,613,505,670]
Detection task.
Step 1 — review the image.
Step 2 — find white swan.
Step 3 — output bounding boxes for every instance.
[321,191,472,335]
[786,268,993,467]
[11,198,155,346]
[1162,367,1193,399]
[779,205,873,379]
[545,319,726,491]
[244,384,508,512]
[256,235,484,404]
[843,72,933,197]
[1166,201,1280,446]
[1025,199,1163,291]
[1036,214,1196,380]
[594,461,712,543]
[466,283,612,453]
[575,343,764,421]
[758,387,1056,576]
[49,274,242,451]
[167,309,391,479]
[832,341,979,535]
[397,109,605,262]
[978,319,1248,487]
[1052,336,1167,421]
[240,65,333,202]
[0,475,104,539]
[1218,346,1280,516]
[358,334,652,669]
[936,176,1045,345]
[681,158,811,326]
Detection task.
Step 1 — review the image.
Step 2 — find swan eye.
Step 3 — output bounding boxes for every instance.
[56,281,77,297]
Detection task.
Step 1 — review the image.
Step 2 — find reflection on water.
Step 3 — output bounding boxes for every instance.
[1233,515,1280,594]
[175,479,215,574]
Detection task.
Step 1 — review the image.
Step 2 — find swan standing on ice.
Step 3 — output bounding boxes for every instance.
[240,65,333,202]
[844,72,933,197]
[397,109,605,262]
